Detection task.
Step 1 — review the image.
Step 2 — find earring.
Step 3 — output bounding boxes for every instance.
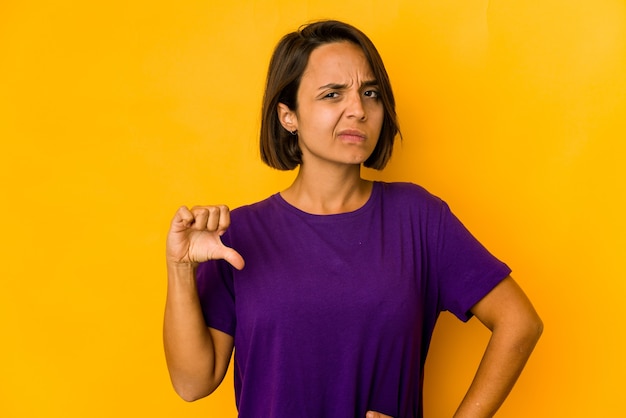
[290,129,298,136]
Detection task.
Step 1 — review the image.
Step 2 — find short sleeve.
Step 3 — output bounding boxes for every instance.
[435,202,511,321]
[196,259,236,336]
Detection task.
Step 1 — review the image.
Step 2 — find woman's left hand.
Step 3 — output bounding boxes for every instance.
[366,411,393,418]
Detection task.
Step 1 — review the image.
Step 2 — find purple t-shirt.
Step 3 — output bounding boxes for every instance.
[196,181,510,418]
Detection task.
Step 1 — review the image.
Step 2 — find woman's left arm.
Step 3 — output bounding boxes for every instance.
[454,276,543,418]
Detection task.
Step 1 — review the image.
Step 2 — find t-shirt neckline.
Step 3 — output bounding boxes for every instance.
[272,181,381,220]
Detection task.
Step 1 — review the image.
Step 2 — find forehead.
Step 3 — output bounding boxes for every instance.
[301,41,374,83]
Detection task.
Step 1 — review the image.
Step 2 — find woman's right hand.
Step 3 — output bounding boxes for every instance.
[166,205,245,270]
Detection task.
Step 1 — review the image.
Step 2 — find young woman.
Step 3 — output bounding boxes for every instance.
[164,20,543,418]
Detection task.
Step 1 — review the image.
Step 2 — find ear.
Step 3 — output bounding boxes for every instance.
[277,102,298,133]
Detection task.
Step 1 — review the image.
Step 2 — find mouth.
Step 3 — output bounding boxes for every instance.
[337,129,366,143]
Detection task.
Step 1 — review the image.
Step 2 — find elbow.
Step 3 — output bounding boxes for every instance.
[173,383,213,403]
[494,310,543,352]
[177,388,206,403]
[516,311,544,351]
[526,309,544,341]
[534,315,544,338]
[531,314,544,343]
[179,392,206,403]
[166,360,225,402]
[166,362,226,402]
[170,375,220,402]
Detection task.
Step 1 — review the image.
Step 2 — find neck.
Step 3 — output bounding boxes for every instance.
[281,164,372,215]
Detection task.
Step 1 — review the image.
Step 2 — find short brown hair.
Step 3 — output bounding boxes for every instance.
[260,20,400,170]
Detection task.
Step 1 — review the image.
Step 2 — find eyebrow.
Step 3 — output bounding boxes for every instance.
[317,79,379,90]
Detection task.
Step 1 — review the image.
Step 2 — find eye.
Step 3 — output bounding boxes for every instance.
[324,92,340,99]
[364,90,380,99]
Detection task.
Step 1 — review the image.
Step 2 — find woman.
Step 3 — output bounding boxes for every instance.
[164,20,543,418]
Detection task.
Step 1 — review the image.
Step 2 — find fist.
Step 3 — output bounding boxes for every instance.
[166,205,245,270]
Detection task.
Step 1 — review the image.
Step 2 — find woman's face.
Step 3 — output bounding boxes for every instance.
[278,41,384,169]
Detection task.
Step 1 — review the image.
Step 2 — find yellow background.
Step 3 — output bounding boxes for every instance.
[1,1,625,417]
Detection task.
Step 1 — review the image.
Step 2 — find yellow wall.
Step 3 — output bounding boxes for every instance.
[1,1,625,417]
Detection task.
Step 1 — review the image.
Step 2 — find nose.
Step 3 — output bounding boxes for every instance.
[346,92,367,120]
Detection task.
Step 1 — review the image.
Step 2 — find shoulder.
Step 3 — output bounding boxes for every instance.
[224,194,286,240]
[217,195,281,247]
[376,181,446,210]
[230,194,280,218]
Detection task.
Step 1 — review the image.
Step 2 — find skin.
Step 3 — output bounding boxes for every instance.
[163,205,241,401]
[164,41,543,417]
[277,41,384,214]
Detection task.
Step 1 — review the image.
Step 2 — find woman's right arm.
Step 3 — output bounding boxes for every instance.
[163,205,244,401]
